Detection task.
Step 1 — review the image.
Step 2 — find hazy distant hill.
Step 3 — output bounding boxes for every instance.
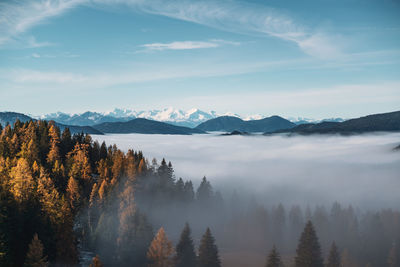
[92,118,205,135]
[270,111,400,134]
[195,115,296,132]
[0,112,103,135]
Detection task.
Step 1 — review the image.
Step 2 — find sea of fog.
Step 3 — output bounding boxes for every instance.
[92,133,400,210]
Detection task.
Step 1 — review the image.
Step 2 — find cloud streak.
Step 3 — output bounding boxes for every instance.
[139,39,240,52]
[141,40,220,51]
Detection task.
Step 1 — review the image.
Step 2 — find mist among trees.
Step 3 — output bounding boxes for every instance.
[0,120,399,267]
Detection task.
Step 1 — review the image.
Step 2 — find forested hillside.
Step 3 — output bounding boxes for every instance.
[0,120,399,267]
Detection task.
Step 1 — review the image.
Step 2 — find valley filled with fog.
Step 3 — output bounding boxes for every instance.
[93,132,400,210]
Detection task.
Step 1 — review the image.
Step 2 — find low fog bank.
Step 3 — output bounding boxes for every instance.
[92,133,400,210]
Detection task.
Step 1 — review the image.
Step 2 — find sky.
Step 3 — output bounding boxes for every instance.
[0,0,399,119]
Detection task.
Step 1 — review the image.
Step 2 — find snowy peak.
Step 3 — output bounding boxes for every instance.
[42,108,219,127]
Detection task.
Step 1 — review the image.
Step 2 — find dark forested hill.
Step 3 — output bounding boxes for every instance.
[195,115,296,132]
[0,112,103,135]
[269,111,400,134]
[55,122,104,135]
[0,112,32,125]
[92,118,205,134]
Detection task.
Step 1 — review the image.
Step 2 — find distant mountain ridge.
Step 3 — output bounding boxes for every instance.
[42,108,217,128]
[270,111,400,134]
[92,118,205,135]
[41,108,344,128]
[195,115,296,132]
[0,112,103,135]
[3,110,400,135]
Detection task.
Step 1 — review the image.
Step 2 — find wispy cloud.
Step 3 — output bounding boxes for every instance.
[29,51,80,59]
[141,41,219,51]
[139,39,239,52]
[0,0,82,47]
[0,0,341,58]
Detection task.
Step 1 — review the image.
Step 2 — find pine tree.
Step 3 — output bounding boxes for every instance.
[68,144,92,183]
[118,184,153,266]
[157,158,175,190]
[327,242,341,267]
[37,167,62,224]
[198,228,221,267]
[60,128,73,159]
[66,176,80,212]
[99,141,107,160]
[46,124,60,165]
[147,227,175,267]
[295,221,324,267]
[24,234,49,267]
[183,181,195,202]
[265,246,281,267]
[125,150,136,182]
[10,158,35,202]
[89,255,103,267]
[196,176,213,202]
[175,223,196,267]
[175,178,185,201]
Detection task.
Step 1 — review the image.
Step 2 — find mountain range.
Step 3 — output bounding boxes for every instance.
[2,110,399,136]
[41,108,217,128]
[40,108,344,128]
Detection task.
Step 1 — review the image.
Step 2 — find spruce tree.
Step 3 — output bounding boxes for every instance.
[24,234,49,267]
[326,242,341,267]
[176,223,196,267]
[198,228,221,267]
[60,128,73,159]
[147,227,175,267]
[295,221,324,267]
[196,177,213,202]
[183,181,195,202]
[265,246,281,267]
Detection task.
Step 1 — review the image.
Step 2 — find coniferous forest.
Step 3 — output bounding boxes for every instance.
[0,120,399,267]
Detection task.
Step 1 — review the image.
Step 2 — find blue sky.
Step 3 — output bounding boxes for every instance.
[0,0,399,119]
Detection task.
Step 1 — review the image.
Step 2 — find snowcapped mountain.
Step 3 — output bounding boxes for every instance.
[42,108,218,127]
[40,108,345,127]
